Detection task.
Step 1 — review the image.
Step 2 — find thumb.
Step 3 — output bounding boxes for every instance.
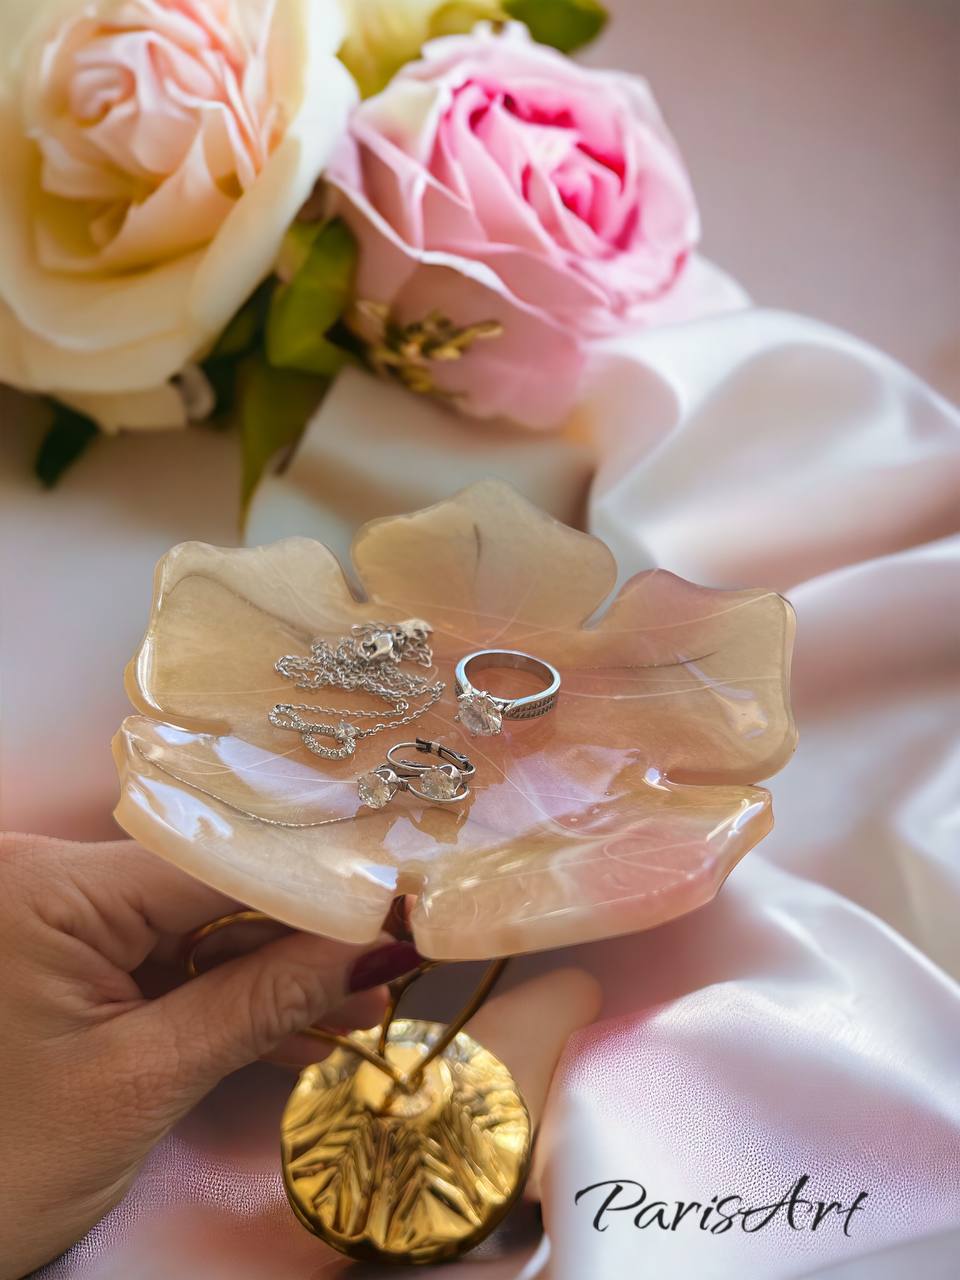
[124,933,418,1117]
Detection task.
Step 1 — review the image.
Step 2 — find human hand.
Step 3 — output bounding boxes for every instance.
[0,834,419,1279]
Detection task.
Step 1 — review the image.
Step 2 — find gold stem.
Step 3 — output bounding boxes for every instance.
[407,959,509,1088]
[182,908,274,979]
[302,1026,405,1085]
[376,961,439,1057]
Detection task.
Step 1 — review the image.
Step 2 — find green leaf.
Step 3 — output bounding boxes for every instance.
[504,0,608,52]
[276,220,326,281]
[238,356,328,513]
[267,220,358,377]
[200,356,241,423]
[210,281,273,360]
[429,2,508,38]
[34,403,98,488]
[202,282,275,422]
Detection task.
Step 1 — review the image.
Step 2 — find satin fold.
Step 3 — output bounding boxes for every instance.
[537,861,960,1279]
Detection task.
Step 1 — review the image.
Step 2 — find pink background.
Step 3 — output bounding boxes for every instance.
[585,0,959,405]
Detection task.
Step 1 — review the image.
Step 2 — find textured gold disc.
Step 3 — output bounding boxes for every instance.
[281,1018,532,1265]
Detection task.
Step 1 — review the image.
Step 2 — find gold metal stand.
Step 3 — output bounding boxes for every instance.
[183,912,530,1265]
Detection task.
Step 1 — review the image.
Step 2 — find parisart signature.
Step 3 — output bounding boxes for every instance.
[575,1174,869,1237]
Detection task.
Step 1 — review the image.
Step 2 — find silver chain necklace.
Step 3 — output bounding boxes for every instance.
[268,619,444,760]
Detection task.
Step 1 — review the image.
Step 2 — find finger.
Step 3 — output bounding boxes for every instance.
[264,986,390,1069]
[468,968,601,1116]
[317,986,390,1035]
[119,935,420,1112]
[46,838,242,971]
[143,915,288,972]
[91,840,241,924]
[466,967,600,1202]
[136,922,407,1002]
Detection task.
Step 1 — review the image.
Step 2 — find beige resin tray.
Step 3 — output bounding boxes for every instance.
[114,480,796,959]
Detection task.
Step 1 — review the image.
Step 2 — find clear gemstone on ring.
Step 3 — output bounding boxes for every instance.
[457,692,502,736]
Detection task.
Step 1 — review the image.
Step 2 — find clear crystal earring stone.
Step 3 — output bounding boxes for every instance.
[358,770,397,810]
[456,692,503,736]
[417,765,462,801]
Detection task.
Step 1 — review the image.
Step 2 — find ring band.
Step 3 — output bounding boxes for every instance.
[455,650,560,736]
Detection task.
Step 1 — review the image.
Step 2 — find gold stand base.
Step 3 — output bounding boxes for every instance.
[184,914,527,1265]
[281,1018,532,1265]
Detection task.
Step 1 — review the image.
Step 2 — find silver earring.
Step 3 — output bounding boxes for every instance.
[358,739,475,810]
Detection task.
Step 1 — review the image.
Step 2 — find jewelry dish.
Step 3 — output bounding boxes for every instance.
[113,480,797,960]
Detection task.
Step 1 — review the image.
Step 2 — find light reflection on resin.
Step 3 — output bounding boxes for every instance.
[113,481,796,959]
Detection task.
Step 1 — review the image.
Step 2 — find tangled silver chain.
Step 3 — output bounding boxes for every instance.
[268,619,444,760]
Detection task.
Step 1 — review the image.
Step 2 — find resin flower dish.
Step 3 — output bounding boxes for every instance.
[113,481,796,959]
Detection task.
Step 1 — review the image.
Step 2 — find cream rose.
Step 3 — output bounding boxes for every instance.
[0,0,355,431]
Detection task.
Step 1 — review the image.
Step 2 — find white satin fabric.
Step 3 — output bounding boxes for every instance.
[245,307,960,1278]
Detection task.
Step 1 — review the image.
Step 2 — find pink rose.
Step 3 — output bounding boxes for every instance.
[327,23,733,428]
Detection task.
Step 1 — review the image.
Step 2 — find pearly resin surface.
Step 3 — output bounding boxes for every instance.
[114,481,796,959]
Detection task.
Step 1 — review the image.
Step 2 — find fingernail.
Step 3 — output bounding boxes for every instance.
[348,942,422,992]
[382,895,415,942]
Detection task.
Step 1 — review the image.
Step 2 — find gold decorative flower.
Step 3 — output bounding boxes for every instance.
[114,482,796,959]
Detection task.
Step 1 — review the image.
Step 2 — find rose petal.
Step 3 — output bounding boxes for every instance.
[331,173,587,425]
[329,23,708,424]
[58,382,188,431]
[383,259,587,425]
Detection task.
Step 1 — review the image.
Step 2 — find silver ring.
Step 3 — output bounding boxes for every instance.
[358,739,475,809]
[455,650,561,737]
